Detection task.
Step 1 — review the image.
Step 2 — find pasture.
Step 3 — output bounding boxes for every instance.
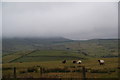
[2,38,119,79]
[2,57,119,78]
[3,50,87,63]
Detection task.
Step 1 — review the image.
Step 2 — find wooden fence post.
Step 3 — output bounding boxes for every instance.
[82,66,86,80]
[40,67,43,78]
[13,67,16,78]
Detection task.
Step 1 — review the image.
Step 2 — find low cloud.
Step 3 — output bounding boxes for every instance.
[2,2,118,40]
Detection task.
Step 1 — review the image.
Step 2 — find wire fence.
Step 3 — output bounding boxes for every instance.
[2,64,119,79]
[2,66,87,79]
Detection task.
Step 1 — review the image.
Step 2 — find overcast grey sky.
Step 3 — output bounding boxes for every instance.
[2,2,118,40]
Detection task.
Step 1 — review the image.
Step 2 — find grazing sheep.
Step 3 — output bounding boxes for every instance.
[62,60,66,64]
[77,60,82,64]
[98,60,105,65]
[72,60,77,63]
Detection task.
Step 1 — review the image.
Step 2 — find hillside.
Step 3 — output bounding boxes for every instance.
[2,37,73,54]
[2,37,118,63]
[2,38,119,78]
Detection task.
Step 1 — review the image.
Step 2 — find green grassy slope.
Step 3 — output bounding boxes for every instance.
[2,38,118,63]
[3,50,87,62]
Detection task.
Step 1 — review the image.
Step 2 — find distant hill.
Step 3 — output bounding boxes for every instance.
[2,37,73,53]
[2,37,118,58]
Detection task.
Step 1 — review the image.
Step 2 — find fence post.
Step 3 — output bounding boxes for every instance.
[13,67,16,78]
[40,67,43,78]
[82,66,86,80]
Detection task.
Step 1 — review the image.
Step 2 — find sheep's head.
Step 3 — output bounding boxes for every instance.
[98,60,100,62]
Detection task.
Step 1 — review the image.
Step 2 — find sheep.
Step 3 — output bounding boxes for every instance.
[72,60,77,64]
[62,60,66,64]
[98,60,105,65]
[72,60,82,64]
[77,60,82,64]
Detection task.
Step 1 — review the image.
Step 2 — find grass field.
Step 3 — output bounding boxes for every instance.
[2,57,119,78]
[2,38,119,79]
[3,50,87,63]
[3,38,118,58]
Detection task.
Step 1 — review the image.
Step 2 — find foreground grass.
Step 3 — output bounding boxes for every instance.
[3,58,118,69]
[2,57,119,78]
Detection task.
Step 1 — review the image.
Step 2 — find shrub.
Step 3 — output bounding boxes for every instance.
[109,68,116,72]
[2,67,13,70]
[90,69,108,73]
[27,67,37,73]
[19,70,26,74]
[45,68,70,73]
[74,69,83,72]
[69,66,76,68]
